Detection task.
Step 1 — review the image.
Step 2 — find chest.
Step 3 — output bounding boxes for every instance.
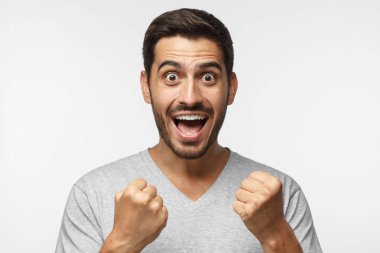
[143,196,263,253]
[100,187,263,252]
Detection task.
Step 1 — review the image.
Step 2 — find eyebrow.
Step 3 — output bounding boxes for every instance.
[157,60,223,72]
[198,62,222,71]
[158,60,181,71]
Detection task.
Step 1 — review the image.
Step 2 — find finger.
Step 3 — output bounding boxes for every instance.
[161,206,169,222]
[115,191,123,201]
[249,171,282,190]
[162,205,168,214]
[133,190,152,205]
[249,171,273,182]
[249,171,280,185]
[149,195,164,211]
[142,185,157,198]
[153,195,163,206]
[236,188,255,203]
[240,177,266,193]
[232,200,245,216]
[130,178,148,190]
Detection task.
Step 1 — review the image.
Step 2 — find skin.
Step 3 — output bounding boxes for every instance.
[233,171,303,252]
[141,36,237,200]
[100,36,302,253]
[100,179,168,253]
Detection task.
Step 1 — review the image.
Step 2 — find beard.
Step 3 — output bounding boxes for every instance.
[150,100,227,160]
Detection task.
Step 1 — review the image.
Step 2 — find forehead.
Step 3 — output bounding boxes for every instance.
[153,36,224,67]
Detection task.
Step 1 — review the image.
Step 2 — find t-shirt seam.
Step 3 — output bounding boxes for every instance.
[73,183,103,238]
[289,186,302,200]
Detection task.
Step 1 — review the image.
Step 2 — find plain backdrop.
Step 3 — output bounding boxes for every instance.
[1,0,379,252]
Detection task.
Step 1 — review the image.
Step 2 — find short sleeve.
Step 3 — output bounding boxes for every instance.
[55,184,104,253]
[285,188,323,253]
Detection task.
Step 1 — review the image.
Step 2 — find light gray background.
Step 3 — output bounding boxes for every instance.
[1,0,379,252]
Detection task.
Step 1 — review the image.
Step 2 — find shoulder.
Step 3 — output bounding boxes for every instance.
[74,150,149,194]
[229,151,301,199]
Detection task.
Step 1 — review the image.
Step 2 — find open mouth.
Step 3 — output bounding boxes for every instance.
[173,114,208,137]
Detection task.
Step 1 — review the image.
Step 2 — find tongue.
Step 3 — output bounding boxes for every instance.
[177,120,203,136]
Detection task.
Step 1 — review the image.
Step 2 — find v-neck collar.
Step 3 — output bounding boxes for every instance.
[140,148,235,210]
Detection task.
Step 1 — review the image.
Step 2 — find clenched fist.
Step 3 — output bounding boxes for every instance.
[233,171,286,243]
[100,178,168,253]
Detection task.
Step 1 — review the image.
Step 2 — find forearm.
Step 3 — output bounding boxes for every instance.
[259,222,303,253]
[99,232,142,253]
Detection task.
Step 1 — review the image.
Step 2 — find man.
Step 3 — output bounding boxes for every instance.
[56,8,322,253]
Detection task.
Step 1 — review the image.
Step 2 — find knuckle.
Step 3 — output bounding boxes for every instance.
[161,216,168,227]
[261,187,271,197]
[143,185,157,197]
[235,189,242,197]
[162,207,169,221]
[115,191,123,201]
[135,178,147,185]
[123,186,136,199]
[137,193,152,205]
[274,178,283,189]
[156,195,163,204]
[241,178,250,188]
[150,185,157,192]
[149,186,158,196]
[269,178,282,192]
[149,201,161,212]
[236,190,246,201]
[233,201,242,214]
[249,171,259,178]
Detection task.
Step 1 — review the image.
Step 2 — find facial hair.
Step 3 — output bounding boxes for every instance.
[150,99,227,160]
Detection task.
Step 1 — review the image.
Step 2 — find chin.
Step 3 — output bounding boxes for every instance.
[170,141,210,160]
[173,149,207,160]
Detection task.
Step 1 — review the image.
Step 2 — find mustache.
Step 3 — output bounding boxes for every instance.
[169,103,213,115]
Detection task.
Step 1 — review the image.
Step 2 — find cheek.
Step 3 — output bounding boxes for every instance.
[151,89,177,110]
[204,89,228,109]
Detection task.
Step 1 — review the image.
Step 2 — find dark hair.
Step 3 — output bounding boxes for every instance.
[143,8,234,81]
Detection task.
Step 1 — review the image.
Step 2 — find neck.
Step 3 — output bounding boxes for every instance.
[148,138,230,179]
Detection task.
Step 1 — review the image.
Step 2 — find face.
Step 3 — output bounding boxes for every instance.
[141,36,237,159]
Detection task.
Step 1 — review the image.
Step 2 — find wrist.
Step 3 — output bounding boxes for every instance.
[100,231,142,253]
[257,220,302,253]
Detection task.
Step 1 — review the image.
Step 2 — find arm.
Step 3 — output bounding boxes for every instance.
[258,219,303,253]
[56,179,168,253]
[100,178,168,253]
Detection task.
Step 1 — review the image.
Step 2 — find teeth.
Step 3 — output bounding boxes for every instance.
[175,115,206,120]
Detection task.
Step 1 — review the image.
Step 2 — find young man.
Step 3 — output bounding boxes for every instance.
[56,8,322,253]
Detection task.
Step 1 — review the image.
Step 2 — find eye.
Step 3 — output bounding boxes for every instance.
[164,72,180,84]
[201,73,216,84]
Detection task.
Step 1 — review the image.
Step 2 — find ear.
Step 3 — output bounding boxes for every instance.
[140,70,151,104]
[227,72,238,105]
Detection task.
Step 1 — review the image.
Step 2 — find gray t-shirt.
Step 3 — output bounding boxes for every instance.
[56,150,322,252]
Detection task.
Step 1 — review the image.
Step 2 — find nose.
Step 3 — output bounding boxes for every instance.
[177,78,203,106]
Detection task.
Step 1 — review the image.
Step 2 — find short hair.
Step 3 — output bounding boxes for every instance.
[143,8,234,81]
